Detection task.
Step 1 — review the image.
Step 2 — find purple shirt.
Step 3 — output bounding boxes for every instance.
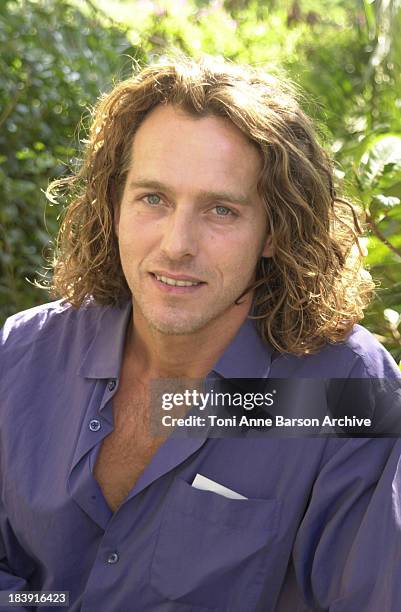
[0,299,400,611]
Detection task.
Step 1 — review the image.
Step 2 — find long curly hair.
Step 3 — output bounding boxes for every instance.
[46,54,373,355]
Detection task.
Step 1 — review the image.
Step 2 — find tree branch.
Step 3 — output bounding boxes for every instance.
[366,213,401,259]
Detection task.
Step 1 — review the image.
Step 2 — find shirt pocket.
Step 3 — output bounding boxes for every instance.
[150,476,281,611]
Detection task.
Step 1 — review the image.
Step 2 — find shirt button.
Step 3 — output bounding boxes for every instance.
[89,419,101,432]
[108,379,116,391]
[107,552,119,564]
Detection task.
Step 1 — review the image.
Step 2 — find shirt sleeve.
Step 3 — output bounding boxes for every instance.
[0,521,33,611]
[292,436,398,611]
[0,320,34,611]
[325,441,401,611]
[291,341,401,611]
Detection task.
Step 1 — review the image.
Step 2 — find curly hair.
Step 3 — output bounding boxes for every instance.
[46,53,374,355]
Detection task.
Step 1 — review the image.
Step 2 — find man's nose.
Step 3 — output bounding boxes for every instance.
[159,207,198,260]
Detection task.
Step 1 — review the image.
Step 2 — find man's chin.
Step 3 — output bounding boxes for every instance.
[147,318,204,336]
[141,307,210,335]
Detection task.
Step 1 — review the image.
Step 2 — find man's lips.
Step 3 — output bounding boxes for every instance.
[151,271,205,284]
[149,272,206,293]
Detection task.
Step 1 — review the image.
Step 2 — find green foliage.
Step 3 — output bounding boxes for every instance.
[1,0,401,362]
[354,133,401,362]
[0,0,144,320]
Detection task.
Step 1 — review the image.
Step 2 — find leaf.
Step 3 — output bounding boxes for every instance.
[372,195,401,209]
[383,308,400,327]
[360,134,401,187]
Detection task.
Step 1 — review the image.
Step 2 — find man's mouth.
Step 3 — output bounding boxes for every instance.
[154,274,202,287]
[149,272,206,292]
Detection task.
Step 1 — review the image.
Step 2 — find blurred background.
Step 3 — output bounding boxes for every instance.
[0,0,400,364]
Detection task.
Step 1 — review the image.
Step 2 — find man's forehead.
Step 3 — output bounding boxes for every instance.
[130,103,261,162]
[126,105,263,199]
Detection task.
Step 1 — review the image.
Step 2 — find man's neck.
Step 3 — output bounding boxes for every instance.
[125,302,251,381]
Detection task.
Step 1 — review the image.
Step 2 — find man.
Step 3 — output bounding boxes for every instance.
[1,55,400,611]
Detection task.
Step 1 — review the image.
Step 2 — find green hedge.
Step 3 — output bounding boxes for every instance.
[0,0,144,318]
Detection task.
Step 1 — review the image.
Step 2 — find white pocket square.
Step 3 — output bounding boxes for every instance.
[191,473,248,500]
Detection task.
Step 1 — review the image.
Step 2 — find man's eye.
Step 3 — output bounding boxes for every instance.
[143,194,161,206]
[214,205,233,216]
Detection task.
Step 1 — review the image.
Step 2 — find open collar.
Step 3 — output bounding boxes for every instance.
[212,317,273,379]
[77,301,132,379]
[78,302,272,380]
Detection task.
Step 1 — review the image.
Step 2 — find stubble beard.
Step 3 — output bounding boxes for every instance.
[132,283,251,337]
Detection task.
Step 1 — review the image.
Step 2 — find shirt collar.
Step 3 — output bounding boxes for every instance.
[211,317,272,379]
[77,301,132,379]
[78,302,272,380]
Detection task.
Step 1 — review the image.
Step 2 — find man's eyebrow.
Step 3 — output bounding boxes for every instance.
[128,178,251,205]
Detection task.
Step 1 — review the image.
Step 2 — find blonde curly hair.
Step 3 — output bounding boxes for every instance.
[46,54,373,355]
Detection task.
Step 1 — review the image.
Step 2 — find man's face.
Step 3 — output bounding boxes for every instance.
[116,104,272,336]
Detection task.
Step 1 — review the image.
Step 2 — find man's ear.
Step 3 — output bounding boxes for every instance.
[262,235,274,258]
